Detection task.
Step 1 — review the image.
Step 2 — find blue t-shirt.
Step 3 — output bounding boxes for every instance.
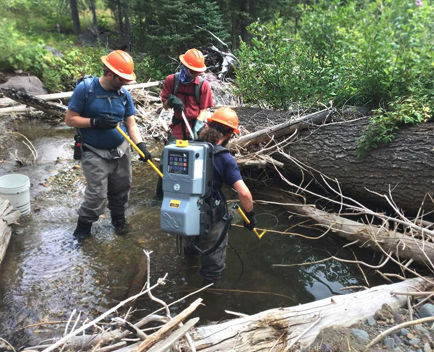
[68,77,137,149]
[213,151,242,201]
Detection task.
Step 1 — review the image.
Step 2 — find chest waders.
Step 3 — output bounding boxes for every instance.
[160,141,233,255]
[171,73,204,140]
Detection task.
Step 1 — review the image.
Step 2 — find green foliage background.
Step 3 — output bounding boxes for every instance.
[1,0,433,154]
[236,0,434,154]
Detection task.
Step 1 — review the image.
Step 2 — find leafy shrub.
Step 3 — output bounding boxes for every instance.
[134,55,170,82]
[42,46,106,91]
[0,19,50,74]
[236,0,434,154]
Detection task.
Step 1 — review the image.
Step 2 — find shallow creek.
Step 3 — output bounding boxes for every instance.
[0,120,389,346]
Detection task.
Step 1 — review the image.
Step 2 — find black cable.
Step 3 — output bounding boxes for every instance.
[192,214,234,256]
[228,240,244,280]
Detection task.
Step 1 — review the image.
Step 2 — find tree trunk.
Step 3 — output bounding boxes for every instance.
[117,0,124,37]
[69,0,81,35]
[0,199,20,266]
[123,0,131,50]
[186,278,432,351]
[280,118,434,213]
[89,0,98,30]
[234,108,434,214]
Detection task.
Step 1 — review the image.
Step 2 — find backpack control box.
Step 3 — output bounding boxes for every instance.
[161,141,213,236]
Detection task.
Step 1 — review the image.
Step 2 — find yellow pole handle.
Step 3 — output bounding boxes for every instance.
[116,126,163,178]
[234,205,266,239]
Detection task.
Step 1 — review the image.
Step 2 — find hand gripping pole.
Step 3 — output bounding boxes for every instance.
[233,204,266,239]
[116,126,163,178]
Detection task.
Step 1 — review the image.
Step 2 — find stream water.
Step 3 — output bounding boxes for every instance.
[0,120,390,347]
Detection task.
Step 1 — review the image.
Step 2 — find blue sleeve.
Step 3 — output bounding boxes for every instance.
[67,82,87,115]
[223,156,242,187]
[124,91,137,117]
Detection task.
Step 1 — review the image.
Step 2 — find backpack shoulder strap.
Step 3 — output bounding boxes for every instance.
[82,75,95,103]
[195,76,204,104]
[213,145,229,155]
[173,73,180,96]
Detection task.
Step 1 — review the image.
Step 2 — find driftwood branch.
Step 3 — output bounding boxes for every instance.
[0,82,161,107]
[147,318,199,352]
[229,108,333,150]
[133,298,202,352]
[1,88,66,119]
[365,316,434,349]
[187,278,431,351]
[0,199,20,265]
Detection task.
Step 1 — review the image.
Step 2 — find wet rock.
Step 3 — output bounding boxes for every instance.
[352,329,369,342]
[409,338,422,347]
[415,325,430,336]
[0,76,47,95]
[419,304,434,318]
[393,311,405,324]
[401,328,410,336]
[366,317,376,326]
[421,333,433,345]
[384,337,397,348]
[392,334,403,345]
[375,304,394,321]
[321,343,333,352]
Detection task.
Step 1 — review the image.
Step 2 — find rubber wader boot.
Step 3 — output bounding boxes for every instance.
[202,278,221,289]
[112,213,127,235]
[73,219,92,240]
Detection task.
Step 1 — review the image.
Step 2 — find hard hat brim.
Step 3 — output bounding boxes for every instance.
[179,54,207,72]
[101,56,137,81]
[207,117,240,133]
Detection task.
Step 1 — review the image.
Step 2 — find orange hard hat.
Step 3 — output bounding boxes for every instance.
[101,50,136,81]
[208,107,240,133]
[179,49,207,72]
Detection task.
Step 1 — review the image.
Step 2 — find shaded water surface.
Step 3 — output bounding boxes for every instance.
[0,121,387,346]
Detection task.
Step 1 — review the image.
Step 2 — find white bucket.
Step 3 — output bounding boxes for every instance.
[0,174,31,216]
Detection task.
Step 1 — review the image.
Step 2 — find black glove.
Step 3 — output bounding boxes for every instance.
[90,115,118,129]
[167,94,184,112]
[243,210,257,231]
[137,142,152,162]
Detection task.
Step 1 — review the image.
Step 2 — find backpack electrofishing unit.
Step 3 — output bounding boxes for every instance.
[160,141,233,253]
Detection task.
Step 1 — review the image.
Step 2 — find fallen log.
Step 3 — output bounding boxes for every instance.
[0,198,21,265]
[279,200,434,267]
[0,82,161,108]
[1,88,66,119]
[235,107,434,213]
[185,277,431,351]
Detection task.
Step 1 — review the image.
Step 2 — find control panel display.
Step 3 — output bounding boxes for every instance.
[167,151,189,175]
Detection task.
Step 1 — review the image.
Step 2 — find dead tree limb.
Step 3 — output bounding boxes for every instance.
[187,278,431,351]
[280,201,434,267]
[133,298,202,352]
[229,108,333,150]
[1,88,66,119]
[0,199,20,265]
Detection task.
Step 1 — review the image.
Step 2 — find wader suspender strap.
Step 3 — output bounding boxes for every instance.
[172,73,205,140]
